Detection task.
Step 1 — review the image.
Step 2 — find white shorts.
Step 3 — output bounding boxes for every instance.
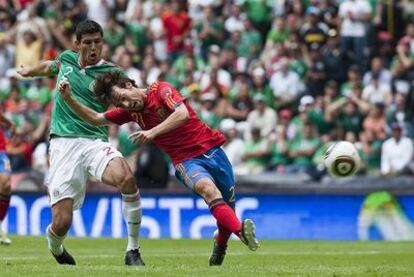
[46,137,123,210]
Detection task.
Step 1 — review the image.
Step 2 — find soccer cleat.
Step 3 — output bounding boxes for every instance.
[209,241,227,266]
[125,249,145,266]
[0,235,11,245]
[241,219,260,251]
[0,229,11,245]
[51,247,76,265]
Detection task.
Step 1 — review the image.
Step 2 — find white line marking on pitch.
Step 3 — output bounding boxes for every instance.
[0,251,386,261]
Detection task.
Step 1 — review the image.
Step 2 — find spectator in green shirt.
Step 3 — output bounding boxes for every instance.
[103,17,125,53]
[234,127,271,175]
[172,46,205,83]
[250,67,273,107]
[269,125,291,174]
[287,123,321,175]
[198,92,222,129]
[240,0,274,39]
[266,17,290,45]
[195,5,224,61]
[239,16,262,60]
[340,65,362,97]
[357,130,382,175]
[326,93,370,139]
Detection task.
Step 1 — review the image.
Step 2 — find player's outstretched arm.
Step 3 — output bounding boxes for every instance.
[129,103,189,143]
[17,61,56,78]
[58,80,110,127]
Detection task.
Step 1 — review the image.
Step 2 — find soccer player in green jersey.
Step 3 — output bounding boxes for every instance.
[18,20,144,266]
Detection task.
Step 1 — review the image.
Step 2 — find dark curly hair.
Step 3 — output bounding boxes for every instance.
[93,71,137,105]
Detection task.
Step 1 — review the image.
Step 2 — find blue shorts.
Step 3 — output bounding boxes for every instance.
[175,147,236,208]
[0,151,11,175]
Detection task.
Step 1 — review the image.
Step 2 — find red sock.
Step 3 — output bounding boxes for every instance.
[209,198,241,238]
[216,223,232,248]
[0,194,11,221]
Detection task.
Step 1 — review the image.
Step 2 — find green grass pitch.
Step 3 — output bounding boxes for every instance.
[1,236,414,276]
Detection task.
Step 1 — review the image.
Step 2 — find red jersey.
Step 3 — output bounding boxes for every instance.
[104,82,225,165]
[0,128,6,152]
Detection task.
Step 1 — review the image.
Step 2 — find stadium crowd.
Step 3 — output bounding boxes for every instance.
[1,0,414,186]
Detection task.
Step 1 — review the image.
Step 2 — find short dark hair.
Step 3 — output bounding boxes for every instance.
[75,20,103,41]
[94,71,136,105]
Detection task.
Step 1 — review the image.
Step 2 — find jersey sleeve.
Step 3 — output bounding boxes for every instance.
[104,108,134,125]
[49,50,71,75]
[158,82,185,112]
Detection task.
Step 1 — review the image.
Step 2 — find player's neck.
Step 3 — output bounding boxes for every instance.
[78,57,102,68]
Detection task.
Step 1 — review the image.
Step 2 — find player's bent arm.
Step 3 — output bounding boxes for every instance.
[18,60,56,77]
[65,97,110,127]
[150,103,189,138]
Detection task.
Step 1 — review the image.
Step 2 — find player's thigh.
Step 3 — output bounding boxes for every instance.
[83,139,125,183]
[83,139,137,193]
[210,148,237,208]
[101,157,136,193]
[47,138,88,210]
[175,160,223,203]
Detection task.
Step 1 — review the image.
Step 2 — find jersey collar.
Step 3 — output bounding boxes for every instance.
[78,59,105,68]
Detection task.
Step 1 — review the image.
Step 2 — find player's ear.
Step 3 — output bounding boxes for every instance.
[125,82,133,89]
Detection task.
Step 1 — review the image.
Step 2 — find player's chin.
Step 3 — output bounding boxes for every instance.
[88,54,98,63]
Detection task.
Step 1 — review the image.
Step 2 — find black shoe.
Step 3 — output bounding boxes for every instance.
[125,249,145,266]
[209,241,227,266]
[51,247,76,265]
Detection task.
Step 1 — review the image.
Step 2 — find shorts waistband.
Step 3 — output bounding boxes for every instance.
[203,147,220,158]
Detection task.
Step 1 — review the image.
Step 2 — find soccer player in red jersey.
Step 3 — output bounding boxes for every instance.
[0,111,15,245]
[58,72,259,266]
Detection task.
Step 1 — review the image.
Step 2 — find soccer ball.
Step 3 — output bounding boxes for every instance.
[324,141,360,178]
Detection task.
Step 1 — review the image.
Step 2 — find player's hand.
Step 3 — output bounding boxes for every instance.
[58,79,72,101]
[17,65,31,78]
[128,130,155,144]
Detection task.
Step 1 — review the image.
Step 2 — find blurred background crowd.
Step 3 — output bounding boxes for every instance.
[1,0,414,189]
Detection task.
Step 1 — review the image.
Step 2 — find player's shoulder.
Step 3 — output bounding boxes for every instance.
[96,60,123,72]
[150,81,178,98]
[157,81,178,92]
[58,50,78,60]
[100,60,118,68]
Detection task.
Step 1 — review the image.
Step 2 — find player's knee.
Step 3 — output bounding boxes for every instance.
[194,182,221,203]
[0,176,11,195]
[118,172,137,194]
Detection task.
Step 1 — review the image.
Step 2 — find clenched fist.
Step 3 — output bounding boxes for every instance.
[58,79,72,101]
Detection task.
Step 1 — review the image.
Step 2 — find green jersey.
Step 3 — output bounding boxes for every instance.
[50,50,120,141]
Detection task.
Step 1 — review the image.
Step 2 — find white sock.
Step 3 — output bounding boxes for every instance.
[122,191,142,251]
[46,224,64,255]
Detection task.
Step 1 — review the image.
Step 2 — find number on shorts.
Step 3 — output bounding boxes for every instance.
[103,146,114,156]
[228,186,235,203]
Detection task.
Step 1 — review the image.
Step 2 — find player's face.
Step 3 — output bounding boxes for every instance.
[111,83,146,111]
[76,32,103,66]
